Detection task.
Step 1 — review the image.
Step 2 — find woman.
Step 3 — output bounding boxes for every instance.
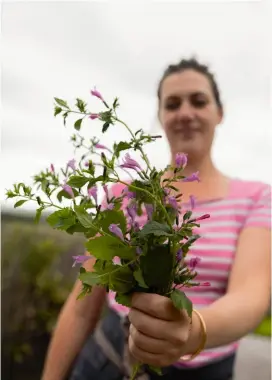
[41,58,271,380]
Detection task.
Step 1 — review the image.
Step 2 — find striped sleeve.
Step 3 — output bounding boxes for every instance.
[244,184,271,229]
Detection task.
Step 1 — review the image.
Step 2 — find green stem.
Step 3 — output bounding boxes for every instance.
[19,195,63,210]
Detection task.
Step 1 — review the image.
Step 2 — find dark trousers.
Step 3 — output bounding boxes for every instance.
[69,308,235,380]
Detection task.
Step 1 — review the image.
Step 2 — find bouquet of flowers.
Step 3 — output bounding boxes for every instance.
[6,88,210,379]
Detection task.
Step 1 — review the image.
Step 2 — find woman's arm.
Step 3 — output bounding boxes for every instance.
[41,256,107,380]
[187,225,271,352]
[128,226,271,367]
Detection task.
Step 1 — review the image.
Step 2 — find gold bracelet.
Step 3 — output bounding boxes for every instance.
[180,308,207,361]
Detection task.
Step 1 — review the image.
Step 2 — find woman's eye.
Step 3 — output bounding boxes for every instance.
[165,102,180,110]
[191,96,208,108]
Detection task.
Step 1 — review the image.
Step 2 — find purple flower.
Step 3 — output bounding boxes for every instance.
[189,257,201,270]
[109,224,124,241]
[90,88,104,102]
[182,171,200,183]
[88,186,98,203]
[122,187,135,199]
[67,159,76,171]
[95,143,107,150]
[136,247,142,255]
[175,153,188,168]
[189,195,196,210]
[168,196,179,211]
[145,203,154,220]
[89,113,99,120]
[62,184,74,198]
[127,203,137,223]
[133,221,140,232]
[103,184,109,198]
[163,188,171,196]
[176,249,183,261]
[120,153,142,171]
[106,203,114,210]
[50,164,55,173]
[72,255,91,267]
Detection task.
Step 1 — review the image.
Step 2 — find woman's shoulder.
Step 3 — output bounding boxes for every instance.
[229,177,271,201]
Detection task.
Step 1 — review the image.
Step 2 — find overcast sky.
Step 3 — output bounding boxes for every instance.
[2,1,271,211]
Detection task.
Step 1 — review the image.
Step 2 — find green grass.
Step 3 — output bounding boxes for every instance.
[254,316,271,337]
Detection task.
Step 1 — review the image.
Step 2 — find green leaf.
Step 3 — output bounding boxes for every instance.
[54,106,62,116]
[140,244,173,291]
[54,97,69,109]
[57,188,79,202]
[109,266,135,293]
[114,141,131,158]
[76,283,92,300]
[100,209,127,235]
[183,211,193,221]
[113,97,119,109]
[74,205,94,229]
[148,366,163,376]
[102,122,110,133]
[138,221,172,238]
[34,207,43,223]
[76,98,87,113]
[115,293,132,307]
[74,118,83,131]
[182,234,201,254]
[133,268,148,288]
[14,200,28,208]
[170,289,193,318]
[63,111,69,126]
[85,236,135,261]
[47,208,76,231]
[67,176,89,188]
[79,271,101,286]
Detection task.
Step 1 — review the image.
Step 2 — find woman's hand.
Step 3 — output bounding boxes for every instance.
[128,293,193,367]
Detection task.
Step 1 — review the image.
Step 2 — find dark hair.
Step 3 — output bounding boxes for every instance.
[157,57,223,110]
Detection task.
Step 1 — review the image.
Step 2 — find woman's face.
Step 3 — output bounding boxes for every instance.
[158,69,223,161]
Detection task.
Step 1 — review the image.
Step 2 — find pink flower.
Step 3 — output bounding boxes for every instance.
[95,143,107,150]
[183,171,200,182]
[120,153,142,171]
[109,224,124,241]
[72,255,92,267]
[189,195,196,210]
[62,184,74,198]
[67,159,76,171]
[88,186,98,203]
[90,88,104,102]
[189,257,201,270]
[195,214,210,222]
[175,153,188,168]
[50,164,55,173]
[89,113,99,120]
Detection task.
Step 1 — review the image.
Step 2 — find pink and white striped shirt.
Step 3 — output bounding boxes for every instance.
[106,178,271,368]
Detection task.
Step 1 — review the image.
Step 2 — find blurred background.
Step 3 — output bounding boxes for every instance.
[1,1,271,380]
